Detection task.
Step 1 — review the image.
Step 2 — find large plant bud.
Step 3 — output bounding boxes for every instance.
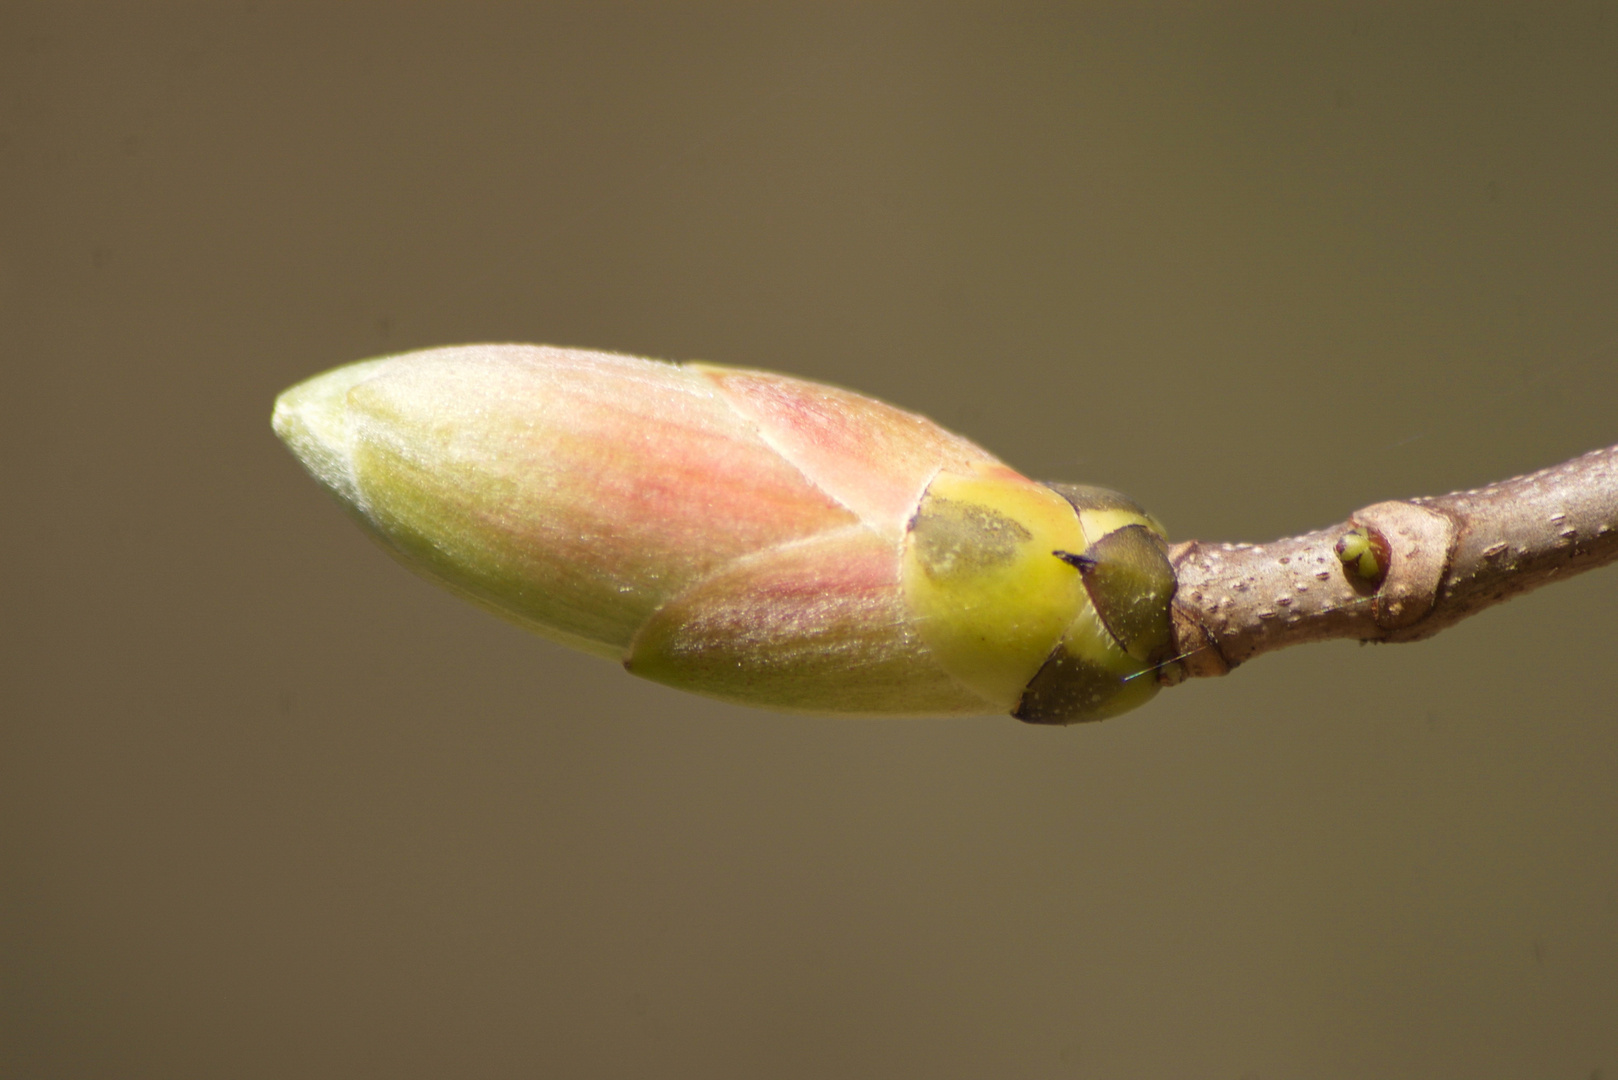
[273,345,1174,723]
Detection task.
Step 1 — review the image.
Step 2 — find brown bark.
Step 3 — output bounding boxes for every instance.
[1159,443,1618,685]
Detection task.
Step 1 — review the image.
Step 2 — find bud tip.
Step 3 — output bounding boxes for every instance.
[271,357,394,508]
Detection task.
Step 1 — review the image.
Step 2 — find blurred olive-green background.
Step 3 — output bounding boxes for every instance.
[5,4,1617,1077]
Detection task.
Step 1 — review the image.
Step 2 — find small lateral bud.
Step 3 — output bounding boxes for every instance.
[1335,525,1391,583]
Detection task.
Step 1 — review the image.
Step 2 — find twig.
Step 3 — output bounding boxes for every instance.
[1162,444,1618,683]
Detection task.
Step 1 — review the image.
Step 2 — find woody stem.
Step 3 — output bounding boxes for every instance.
[1162,443,1618,682]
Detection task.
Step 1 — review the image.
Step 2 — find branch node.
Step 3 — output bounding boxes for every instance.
[1347,501,1456,631]
[1164,541,1233,681]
